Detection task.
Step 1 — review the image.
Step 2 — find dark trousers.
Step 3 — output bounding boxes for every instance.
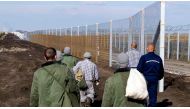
[146,78,158,107]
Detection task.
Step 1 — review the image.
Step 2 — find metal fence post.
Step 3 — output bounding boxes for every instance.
[126,32,128,51]
[167,33,170,59]
[141,9,145,55]
[96,23,99,63]
[65,28,67,36]
[78,26,80,36]
[188,30,190,61]
[177,32,179,60]
[119,34,121,51]
[60,28,62,36]
[123,33,125,52]
[70,27,73,53]
[159,1,165,93]
[115,33,117,48]
[86,25,88,37]
[71,27,72,37]
[96,23,99,36]
[109,20,113,67]
[55,28,58,36]
[128,17,132,50]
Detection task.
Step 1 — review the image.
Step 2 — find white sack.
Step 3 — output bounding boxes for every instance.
[125,68,148,100]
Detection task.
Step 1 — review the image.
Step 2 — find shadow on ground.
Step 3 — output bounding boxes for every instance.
[91,100,102,107]
[157,99,173,107]
[92,99,173,107]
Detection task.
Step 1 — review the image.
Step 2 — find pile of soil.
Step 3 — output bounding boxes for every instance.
[1,33,20,41]
[0,33,45,106]
[157,73,190,107]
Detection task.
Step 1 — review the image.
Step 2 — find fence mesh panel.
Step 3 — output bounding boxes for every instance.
[144,2,161,55]
[29,2,163,67]
[98,22,110,65]
[79,26,86,36]
[72,27,78,36]
[112,18,129,63]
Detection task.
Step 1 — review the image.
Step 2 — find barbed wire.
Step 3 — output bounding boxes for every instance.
[166,24,190,32]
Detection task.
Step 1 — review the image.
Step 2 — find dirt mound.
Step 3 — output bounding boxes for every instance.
[164,73,190,93]
[0,34,46,106]
[2,33,20,40]
[157,73,190,107]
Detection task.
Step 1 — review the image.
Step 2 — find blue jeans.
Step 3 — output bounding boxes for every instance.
[146,78,158,107]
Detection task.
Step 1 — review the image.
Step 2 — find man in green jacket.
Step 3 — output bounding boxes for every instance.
[60,47,79,69]
[102,52,145,107]
[30,47,80,107]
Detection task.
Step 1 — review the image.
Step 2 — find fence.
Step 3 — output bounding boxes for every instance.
[29,2,190,63]
[165,25,190,61]
[28,1,165,92]
[29,1,163,65]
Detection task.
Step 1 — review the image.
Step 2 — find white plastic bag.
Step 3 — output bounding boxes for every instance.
[125,68,148,100]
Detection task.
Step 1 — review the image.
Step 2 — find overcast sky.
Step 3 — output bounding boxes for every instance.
[0,1,189,32]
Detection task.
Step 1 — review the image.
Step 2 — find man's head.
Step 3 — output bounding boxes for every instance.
[131,42,137,49]
[146,42,155,53]
[117,52,128,68]
[83,52,92,59]
[63,47,71,55]
[44,47,57,61]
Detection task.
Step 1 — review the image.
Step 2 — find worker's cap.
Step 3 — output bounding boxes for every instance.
[64,47,71,54]
[117,52,128,67]
[83,52,92,58]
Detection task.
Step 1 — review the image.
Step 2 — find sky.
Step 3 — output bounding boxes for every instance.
[0,1,190,32]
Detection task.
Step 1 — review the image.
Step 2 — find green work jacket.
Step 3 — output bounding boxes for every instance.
[30,61,80,107]
[102,68,145,107]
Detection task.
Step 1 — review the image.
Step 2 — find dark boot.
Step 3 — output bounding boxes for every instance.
[85,97,92,107]
[80,102,86,107]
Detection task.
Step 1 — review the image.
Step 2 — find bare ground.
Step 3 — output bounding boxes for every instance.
[0,34,45,106]
[0,34,189,107]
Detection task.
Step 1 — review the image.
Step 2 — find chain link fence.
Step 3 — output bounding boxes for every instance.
[165,25,190,61]
[28,1,164,67]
